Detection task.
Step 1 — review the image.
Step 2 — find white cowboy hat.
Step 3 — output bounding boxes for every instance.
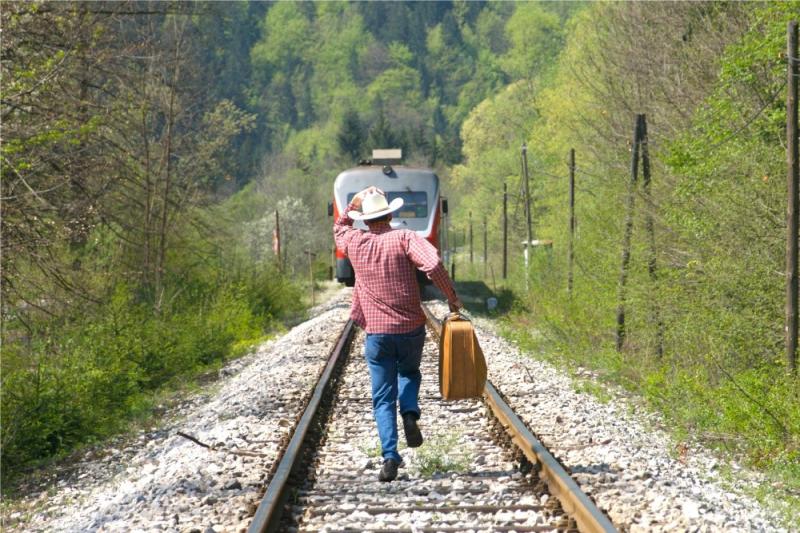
[348,191,404,221]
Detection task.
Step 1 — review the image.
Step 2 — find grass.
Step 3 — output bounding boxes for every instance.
[499,309,800,528]
[573,379,614,404]
[357,430,472,478]
[415,431,471,477]
[0,331,273,513]
[444,265,799,527]
[357,438,383,458]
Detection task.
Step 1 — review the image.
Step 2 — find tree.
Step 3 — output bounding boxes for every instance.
[2,3,121,316]
[499,3,563,81]
[367,108,401,151]
[338,109,366,162]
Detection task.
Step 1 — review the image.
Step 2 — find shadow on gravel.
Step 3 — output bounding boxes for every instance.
[569,463,614,475]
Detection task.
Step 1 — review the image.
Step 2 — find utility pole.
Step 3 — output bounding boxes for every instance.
[330,245,335,281]
[469,211,474,264]
[439,198,450,268]
[786,20,799,374]
[568,148,575,296]
[483,215,488,279]
[305,250,317,306]
[522,144,533,261]
[503,182,508,279]
[616,115,644,352]
[641,116,664,357]
[274,210,281,272]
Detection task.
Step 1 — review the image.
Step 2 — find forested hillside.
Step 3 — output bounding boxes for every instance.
[2,0,798,514]
[1,1,570,481]
[447,1,799,509]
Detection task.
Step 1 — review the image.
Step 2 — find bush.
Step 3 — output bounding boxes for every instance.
[1,267,303,480]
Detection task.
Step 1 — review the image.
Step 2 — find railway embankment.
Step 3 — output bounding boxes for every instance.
[2,292,352,533]
[429,300,790,532]
[3,288,789,532]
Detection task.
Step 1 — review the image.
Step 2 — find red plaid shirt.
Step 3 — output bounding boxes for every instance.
[334,202,458,334]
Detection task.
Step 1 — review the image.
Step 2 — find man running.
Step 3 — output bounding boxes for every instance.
[334,186,461,482]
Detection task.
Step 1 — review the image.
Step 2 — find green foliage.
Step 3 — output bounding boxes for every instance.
[11,2,799,519]
[1,264,301,477]
[367,110,402,153]
[499,3,563,80]
[250,2,311,73]
[244,1,518,167]
[337,109,367,162]
[448,1,799,513]
[193,100,257,188]
[1,180,304,480]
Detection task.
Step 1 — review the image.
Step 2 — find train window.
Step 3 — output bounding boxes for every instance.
[346,191,428,218]
[389,192,427,218]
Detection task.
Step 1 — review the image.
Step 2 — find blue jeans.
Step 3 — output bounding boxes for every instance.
[364,326,426,462]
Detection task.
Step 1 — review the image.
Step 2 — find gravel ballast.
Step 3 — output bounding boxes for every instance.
[425,300,789,533]
[4,289,790,532]
[290,328,565,532]
[5,293,351,533]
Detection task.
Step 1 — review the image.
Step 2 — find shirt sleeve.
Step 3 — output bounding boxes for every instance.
[405,232,458,303]
[333,201,360,257]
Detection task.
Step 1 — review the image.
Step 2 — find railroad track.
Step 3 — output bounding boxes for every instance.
[248,303,616,533]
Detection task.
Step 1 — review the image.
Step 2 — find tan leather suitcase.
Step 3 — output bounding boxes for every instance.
[439,313,487,400]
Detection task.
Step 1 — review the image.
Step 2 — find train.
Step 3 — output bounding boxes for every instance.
[329,149,447,286]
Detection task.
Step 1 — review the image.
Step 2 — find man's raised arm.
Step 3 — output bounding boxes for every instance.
[333,200,358,255]
[333,186,378,254]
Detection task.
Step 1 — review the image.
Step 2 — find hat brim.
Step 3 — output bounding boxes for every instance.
[348,198,404,221]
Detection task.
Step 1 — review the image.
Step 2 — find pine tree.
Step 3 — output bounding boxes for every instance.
[337,110,366,162]
[367,109,399,151]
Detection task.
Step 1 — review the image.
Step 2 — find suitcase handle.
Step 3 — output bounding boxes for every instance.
[443,311,470,322]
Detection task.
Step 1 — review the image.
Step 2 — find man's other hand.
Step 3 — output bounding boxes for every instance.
[449,299,462,313]
[352,186,385,209]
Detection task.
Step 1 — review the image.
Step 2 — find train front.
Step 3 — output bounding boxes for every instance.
[332,163,441,286]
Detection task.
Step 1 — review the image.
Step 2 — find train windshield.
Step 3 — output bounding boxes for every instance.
[346,191,428,218]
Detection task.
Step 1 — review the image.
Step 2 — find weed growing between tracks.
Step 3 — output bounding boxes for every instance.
[357,438,382,459]
[358,431,472,478]
[415,431,472,477]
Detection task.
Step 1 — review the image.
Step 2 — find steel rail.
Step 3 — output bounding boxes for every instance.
[422,305,617,533]
[247,319,355,533]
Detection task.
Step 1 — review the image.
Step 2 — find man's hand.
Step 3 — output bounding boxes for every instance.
[351,186,384,210]
[449,298,462,313]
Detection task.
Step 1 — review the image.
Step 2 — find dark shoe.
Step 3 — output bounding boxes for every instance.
[402,412,424,448]
[378,459,399,482]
